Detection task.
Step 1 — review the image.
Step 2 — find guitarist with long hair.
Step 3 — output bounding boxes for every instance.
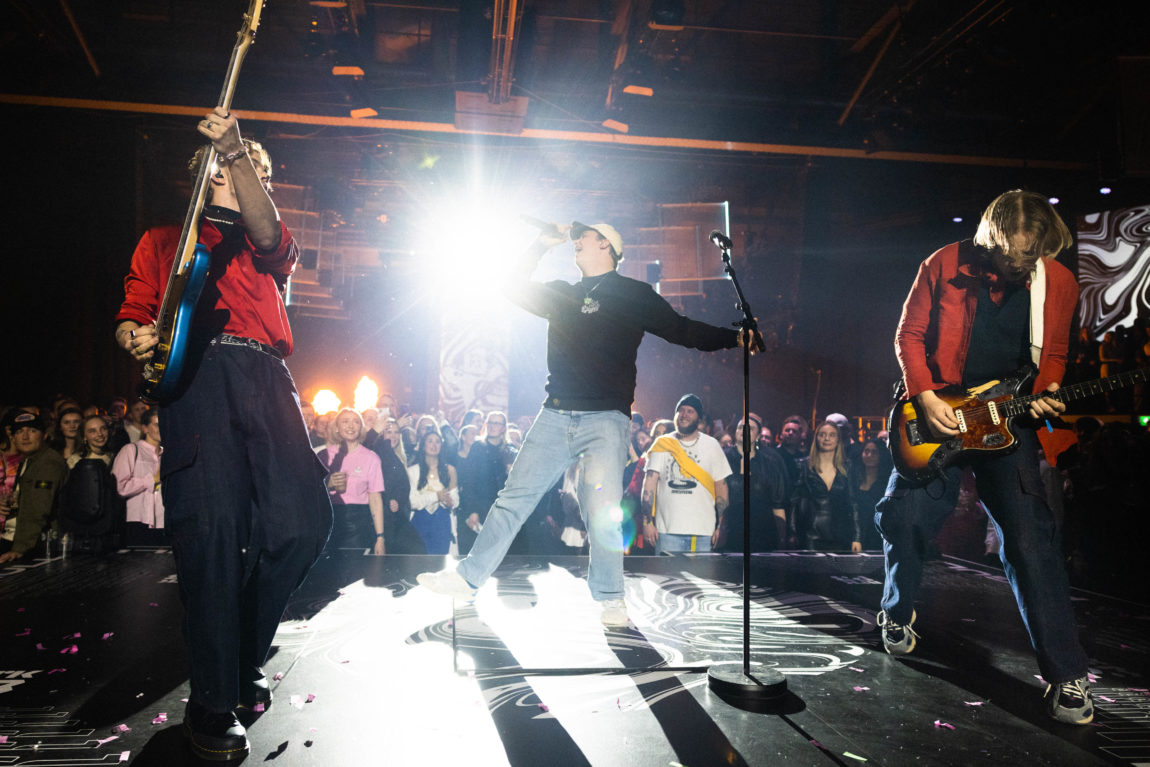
[876,190,1093,725]
[114,109,333,761]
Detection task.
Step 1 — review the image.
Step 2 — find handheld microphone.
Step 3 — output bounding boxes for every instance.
[521,215,564,238]
[709,230,733,249]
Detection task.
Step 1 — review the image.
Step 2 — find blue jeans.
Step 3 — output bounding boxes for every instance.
[456,407,630,601]
[656,533,712,555]
[875,427,1088,683]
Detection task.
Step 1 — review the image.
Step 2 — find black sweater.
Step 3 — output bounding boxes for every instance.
[512,270,738,415]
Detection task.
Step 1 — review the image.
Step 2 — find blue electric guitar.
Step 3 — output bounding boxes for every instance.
[142,0,266,402]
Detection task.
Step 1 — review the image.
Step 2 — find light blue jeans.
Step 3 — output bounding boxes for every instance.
[456,407,630,601]
[656,533,712,555]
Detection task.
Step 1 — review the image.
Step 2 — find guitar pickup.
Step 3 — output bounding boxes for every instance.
[955,409,967,433]
[987,401,1000,425]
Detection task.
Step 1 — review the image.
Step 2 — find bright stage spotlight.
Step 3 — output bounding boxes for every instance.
[312,389,341,415]
[417,198,541,304]
[353,376,379,411]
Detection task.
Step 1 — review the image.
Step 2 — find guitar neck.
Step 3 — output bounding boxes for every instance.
[155,2,262,319]
[1002,367,1150,418]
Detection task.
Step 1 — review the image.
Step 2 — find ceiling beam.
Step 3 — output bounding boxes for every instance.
[0,93,1090,170]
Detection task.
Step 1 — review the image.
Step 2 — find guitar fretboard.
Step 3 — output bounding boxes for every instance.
[1001,367,1149,418]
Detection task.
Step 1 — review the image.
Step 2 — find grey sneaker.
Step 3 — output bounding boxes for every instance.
[877,609,918,655]
[599,598,629,627]
[1044,676,1094,724]
[417,569,477,600]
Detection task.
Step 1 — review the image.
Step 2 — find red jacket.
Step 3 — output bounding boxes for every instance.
[116,218,298,355]
[895,240,1079,458]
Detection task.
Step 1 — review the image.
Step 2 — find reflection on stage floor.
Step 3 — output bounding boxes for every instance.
[1,550,1145,765]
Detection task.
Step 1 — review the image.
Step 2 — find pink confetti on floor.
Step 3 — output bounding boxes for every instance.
[306,693,316,703]
[119,752,130,762]
[964,701,984,707]
[151,713,167,725]
[148,602,158,607]
[0,735,7,744]
[48,668,66,674]
[810,739,823,748]
[114,724,131,733]
[849,667,865,673]
[933,720,955,730]
[1088,673,1100,683]
[61,645,78,654]
[960,618,975,622]
[102,632,114,640]
[15,628,30,636]
[538,703,549,712]
[97,735,119,746]
[853,686,870,692]
[35,643,46,651]
[253,703,266,713]
[273,672,284,681]
[1099,696,1116,703]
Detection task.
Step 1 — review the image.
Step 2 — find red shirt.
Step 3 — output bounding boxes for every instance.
[116,218,299,355]
[895,240,1079,459]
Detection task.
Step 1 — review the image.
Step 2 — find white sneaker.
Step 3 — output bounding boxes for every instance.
[417,569,477,600]
[599,598,629,627]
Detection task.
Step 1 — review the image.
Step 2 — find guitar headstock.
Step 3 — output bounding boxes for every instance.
[237,0,266,49]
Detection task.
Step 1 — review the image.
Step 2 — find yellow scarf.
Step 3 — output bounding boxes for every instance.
[648,434,716,499]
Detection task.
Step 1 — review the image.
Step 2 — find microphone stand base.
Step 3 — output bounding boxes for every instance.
[707,662,787,703]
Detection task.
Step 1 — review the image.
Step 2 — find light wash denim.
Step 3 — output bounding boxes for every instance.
[655,533,712,555]
[456,407,630,601]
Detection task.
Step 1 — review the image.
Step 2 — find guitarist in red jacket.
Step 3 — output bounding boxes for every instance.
[115,109,333,760]
[876,190,1093,725]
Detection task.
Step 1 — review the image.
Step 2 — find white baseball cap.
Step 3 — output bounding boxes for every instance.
[570,221,623,261]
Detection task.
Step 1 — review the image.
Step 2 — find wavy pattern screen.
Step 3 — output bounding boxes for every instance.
[1077,204,1150,339]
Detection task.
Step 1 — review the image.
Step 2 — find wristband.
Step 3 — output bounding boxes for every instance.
[220,147,248,165]
[376,533,385,538]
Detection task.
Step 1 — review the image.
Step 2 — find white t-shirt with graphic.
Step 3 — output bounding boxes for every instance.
[646,433,731,536]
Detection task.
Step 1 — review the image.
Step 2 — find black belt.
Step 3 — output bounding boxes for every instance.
[212,333,283,359]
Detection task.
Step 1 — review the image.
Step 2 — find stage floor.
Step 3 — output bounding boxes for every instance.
[1,549,1147,766]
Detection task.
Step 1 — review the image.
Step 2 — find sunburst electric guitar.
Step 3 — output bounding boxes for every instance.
[141,0,266,402]
[889,366,1149,484]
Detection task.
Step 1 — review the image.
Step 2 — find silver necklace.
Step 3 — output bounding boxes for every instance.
[581,278,605,314]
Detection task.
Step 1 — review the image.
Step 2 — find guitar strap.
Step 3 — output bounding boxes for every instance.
[1028,258,1046,366]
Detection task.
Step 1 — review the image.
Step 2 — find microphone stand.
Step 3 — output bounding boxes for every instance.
[706,232,788,704]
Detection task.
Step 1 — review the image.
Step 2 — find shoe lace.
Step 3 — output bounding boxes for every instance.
[1058,678,1090,703]
[877,611,919,640]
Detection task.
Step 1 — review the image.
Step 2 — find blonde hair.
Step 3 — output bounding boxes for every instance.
[188,139,273,191]
[809,421,847,477]
[973,190,1072,259]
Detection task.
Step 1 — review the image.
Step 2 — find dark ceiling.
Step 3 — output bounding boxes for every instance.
[3,0,1148,166]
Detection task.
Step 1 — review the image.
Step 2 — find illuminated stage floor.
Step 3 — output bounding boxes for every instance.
[1,550,1147,765]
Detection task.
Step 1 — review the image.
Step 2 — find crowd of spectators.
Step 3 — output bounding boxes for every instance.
[3,388,1148,598]
[1,395,166,564]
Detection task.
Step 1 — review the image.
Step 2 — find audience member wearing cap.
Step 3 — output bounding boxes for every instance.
[642,394,732,554]
[0,411,68,564]
[419,217,759,628]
